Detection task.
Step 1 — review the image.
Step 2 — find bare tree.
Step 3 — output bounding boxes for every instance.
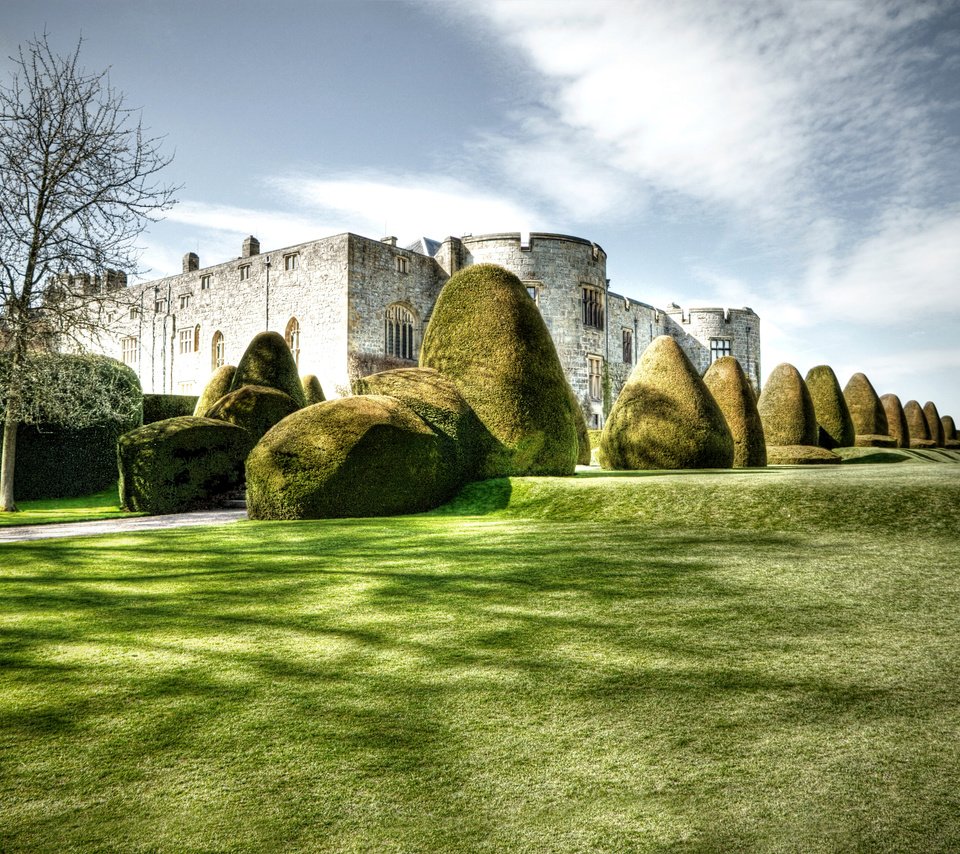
[0,34,177,511]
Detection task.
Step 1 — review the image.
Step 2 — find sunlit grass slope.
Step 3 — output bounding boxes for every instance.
[2,466,959,852]
[0,486,141,527]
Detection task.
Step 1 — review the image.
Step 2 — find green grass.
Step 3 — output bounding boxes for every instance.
[0,486,142,527]
[1,466,959,852]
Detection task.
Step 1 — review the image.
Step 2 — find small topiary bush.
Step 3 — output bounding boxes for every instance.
[843,372,892,447]
[880,393,910,449]
[942,415,959,449]
[230,331,307,408]
[193,365,237,416]
[301,374,326,405]
[805,365,855,449]
[904,400,935,449]
[703,356,766,467]
[419,263,578,477]
[143,394,198,424]
[204,385,300,449]
[566,385,592,466]
[118,416,250,514]
[757,363,840,464]
[600,336,733,470]
[923,401,945,448]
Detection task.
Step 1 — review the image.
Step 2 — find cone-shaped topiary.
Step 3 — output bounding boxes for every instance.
[204,385,300,449]
[566,384,592,466]
[193,365,237,416]
[843,372,895,447]
[246,395,460,519]
[903,400,935,448]
[942,415,960,450]
[923,401,945,447]
[118,416,249,514]
[230,331,308,408]
[703,356,766,467]
[757,363,840,464]
[880,393,910,448]
[599,335,733,470]
[420,263,577,476]
[301,374,326,405]
[805,365,855,449]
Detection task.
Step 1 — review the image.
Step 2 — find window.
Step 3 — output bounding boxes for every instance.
[129,306,141,320]
[581,286,604,329]
[239,264,250,281]
[588,355,603,401]
[179,328,194,354]
[154,297,167,314]
[385,304,416,360]
[212,331,225,370]
[622,329,633,365]
[179,293,191,310]
[194,324,200,352]
[121,336,138,366]
[524,282,540,306]
[178,382,195,394]
[710,339,732,362]
[285,317,301,367]
[396,256,409,274]
[201,275,212,290]
[284,253,299,271]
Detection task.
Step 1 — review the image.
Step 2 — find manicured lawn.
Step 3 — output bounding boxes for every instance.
[1,465,959,852]
[0,486,141,527]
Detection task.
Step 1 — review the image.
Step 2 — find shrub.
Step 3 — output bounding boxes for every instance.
[193,365,237,416]
[703,356,766,467]
[230,331,307,408]
[843,372,892,447]
[118,416,249,514]
[246,395,459,519]
[942,415,957,441]
[204,385,300,449]
[923,401,945,448]
[903,400,935,449]
[765,444,847,465]
[301,374,325,405]
[757,363,840,464]
[568,386,592,466]
[805,365,855,449]
[600,335,733,470]
[420,264,577,477]
[880,393,910,448]
[144,394,198,424]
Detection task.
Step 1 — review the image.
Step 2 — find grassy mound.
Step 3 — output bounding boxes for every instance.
[765,444,843,465]
[805,365,855,448]
[301,374,326,405]
[757,363,818,446]
[703,356,766,467]
[118,416,249,514]
[193,365,237,416]
[880,393,910,448]
[230,331,307,408]
[904,400,935,448]
[204,385,300,449]
[600,336,733,470]
[923,401,945,447]
[246,395,459,519]
[419,264,577,477]
[843,372,890,443]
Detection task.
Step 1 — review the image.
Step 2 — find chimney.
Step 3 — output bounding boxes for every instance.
[183,252,199,273]
[242,236,260,257]
[381,236,398,247]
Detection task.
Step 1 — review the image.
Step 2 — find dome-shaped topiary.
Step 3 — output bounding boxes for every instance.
[923,401,945,448]
[942,415,960,450]
[703,356,766,467]
[568,385,592,466]
[194,365,237,416]
[230,331,307,408]
[301,374,326,405]
[805,365,855,449]
[843,373,894,447]
[757,363,840,464]
[246,395,461,519]
[880,393,910,449]
[599,335,733,470]
[419,263,577,477]
[204,385,300,449]
[903,400,935,448]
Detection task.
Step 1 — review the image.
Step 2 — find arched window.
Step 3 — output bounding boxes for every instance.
[385,304,416,361]
[285,317,301,367]
[211,330,225,370]
[193,324,200,353]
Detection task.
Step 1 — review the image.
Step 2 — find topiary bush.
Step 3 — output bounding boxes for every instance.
[600,335,733,470]
[301,374,326,405]
[757,363,840,464]
[193,365,237,416]
[204,385,300,449]
[143,394,198,424]
[703,356,766,467]
[118,416,250,514]
[923,401,945,448]
[567,385,592,466]
[246,395,459,519]
[805,365,855,449]
[903,400,935,449]
[419,263,577,477]
[880,393,911,449]
[942,415,959,449]
[230,331,307,408]
[843,373,894,447]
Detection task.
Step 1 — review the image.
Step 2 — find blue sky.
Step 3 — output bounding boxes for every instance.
[4,0,959,417]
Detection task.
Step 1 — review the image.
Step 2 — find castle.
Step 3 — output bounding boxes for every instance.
[96,230,761,427]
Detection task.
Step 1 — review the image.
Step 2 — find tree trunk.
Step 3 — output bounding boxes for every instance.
[1,411,19,512]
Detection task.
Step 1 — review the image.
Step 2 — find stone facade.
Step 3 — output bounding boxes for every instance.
[93,230,761,427]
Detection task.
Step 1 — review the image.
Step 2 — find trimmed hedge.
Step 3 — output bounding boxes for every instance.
[193,365,237,416]
[703,356,766,467]
[805,365,855,449]
[419,264,578,477]
[144,394,199,424]
[230,331,307,408]
[765,444,848,465]
[923,401,945,448]
[904,400,935,449]
[880,393,910,449]
[942,415,957,441]
[757,363,840,464]
[301,374,326,405]
[118,416,250,514]
[843,372,891,446]
[567,385,592,466]
[204,385,300,449]
[600,335,733,470]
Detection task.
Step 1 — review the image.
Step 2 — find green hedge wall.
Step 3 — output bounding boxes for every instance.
[143,394,199,424]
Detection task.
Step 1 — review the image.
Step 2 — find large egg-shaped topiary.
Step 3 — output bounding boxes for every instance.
[194,365,237,416]
[599,335,733,470]
[942,415,960,450]
[703,356,766,467]
[419,263,577,477]
[843,373,895,447]
[301,374,326,405]
[118,416,249,514]
[923,401,945,447]
[805,365,855,449]
[757,363,840,464]
[903,400,935,448]
[246,395,458,519]
[880,393,910,448]
[230,331,307,408]
[204,384,300,449]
